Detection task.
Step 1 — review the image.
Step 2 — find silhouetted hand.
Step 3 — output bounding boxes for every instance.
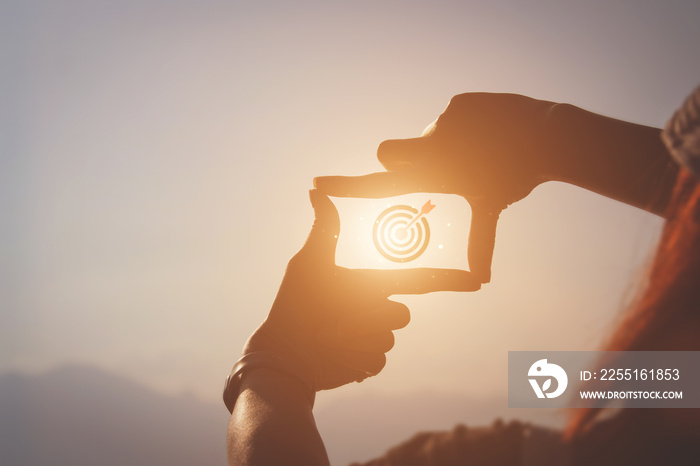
[313,93,561,283]
[243,190,481,391]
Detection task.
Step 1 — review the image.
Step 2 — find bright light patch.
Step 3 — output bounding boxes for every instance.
[332,193,470,270]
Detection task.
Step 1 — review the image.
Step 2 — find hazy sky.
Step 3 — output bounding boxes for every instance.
[2,0,699,442]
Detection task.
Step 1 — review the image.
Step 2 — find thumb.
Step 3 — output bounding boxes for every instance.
[298,189,340,264]
[377,137,433,171]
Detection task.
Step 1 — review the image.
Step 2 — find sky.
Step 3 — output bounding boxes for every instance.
[2,0,700,461]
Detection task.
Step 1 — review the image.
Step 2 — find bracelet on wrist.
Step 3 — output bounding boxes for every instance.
[223,351,316,413]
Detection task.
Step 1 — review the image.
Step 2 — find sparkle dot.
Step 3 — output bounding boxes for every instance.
[447,223,451,227]
[438,244,443,249]
[334,235,338,238]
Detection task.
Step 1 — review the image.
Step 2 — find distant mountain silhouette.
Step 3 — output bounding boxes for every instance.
[0,365,565,466]
[0,365,229,466]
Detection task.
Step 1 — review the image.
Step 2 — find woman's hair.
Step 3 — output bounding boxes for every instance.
[567,168,700,437]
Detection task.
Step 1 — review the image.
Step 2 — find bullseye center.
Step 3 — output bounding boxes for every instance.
[395,227,408,240]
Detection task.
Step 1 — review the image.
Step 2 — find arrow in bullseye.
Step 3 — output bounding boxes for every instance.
[393,201,436,241]
[405,200,435,230]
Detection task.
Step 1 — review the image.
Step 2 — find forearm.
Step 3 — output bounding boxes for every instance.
[546,103,678,217]
[227,368,329,466]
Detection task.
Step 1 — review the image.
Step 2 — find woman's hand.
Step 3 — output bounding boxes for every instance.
[228,191,480,466]
[314,93,559,283]
[243,190,481,391]
[314,93,676,283]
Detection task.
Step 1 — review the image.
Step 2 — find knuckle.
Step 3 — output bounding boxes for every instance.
[394,304,411,329]
[387,302,410,329]
[367,354,387,375]
[379,332,395,353]
[376,332,396,353]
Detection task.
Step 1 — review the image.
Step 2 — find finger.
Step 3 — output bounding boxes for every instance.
[337,301,410,336]
[313,170,432,198]
[330,350,386,377]
[317,331,395,353]
[467,201,500,284]
[298,190,340,263]
[356,268,481,295]
[377,137,432,171]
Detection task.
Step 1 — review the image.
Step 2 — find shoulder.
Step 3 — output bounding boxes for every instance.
[663,85,700,177]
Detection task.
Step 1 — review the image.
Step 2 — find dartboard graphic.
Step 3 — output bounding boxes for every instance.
[373,202,434,262]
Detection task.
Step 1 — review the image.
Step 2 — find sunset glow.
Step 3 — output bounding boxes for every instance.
[3,1,700,464]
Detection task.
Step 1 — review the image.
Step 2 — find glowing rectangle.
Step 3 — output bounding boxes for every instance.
[332,193,471,270]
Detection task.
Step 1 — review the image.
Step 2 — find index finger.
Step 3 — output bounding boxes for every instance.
[314,170,436,198]
[354,268,481,295]
[295,190,340,266]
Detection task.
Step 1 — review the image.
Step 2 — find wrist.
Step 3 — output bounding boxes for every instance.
[545,102,678,215]
[541,102,583,184]
[224,351,316,414]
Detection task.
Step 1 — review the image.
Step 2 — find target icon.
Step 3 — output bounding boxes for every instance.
[373,201,435,262]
